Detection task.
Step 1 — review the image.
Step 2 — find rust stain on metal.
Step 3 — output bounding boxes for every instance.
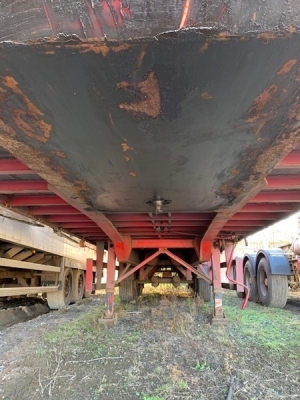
[201,91,213,99]
[70,43,132,56]
[216,32,231,41]
[1,76,52,143]
[124,156,130,161]
[258,32,277,42]
[136,46,147,70]
[121,143,133,152]
[277,59,297,76]
[74,180,89,193]
[118,72,161,118]
[287,26,297,34]
[230,169,239,176]
[247,84,278,123]
[287,97,300,121]
[200,42,209,53]
[129,172,136,177]
[0,119,89,205]
[52,151,66,158]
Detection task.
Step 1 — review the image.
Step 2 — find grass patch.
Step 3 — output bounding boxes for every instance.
[223,291,300,353]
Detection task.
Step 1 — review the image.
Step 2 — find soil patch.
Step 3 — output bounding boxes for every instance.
[1,288,300,400]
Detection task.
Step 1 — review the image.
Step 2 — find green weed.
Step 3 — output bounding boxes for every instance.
[192,359,210,371]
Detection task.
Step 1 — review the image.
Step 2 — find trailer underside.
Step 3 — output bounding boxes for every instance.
[1,1,300,320]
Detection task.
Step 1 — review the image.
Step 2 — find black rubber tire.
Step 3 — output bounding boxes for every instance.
[119,275,137,302]
[198,279,212,302]
[47,268,72,309]
[244,261,259,302]
[257,257,288,308]
[70,270,85,303]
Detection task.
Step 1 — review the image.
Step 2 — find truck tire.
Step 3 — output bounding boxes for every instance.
[244,261,259,302]
[47,268,72,309]
[257,257,288,308]
[119,275,137,302]
[70,270,85,303]
[198,279,212,302]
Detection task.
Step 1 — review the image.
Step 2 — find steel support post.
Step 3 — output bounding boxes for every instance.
[85,258,93,296]
[211,246,227,324]
[104,243,116,319]
[95,241,104,290]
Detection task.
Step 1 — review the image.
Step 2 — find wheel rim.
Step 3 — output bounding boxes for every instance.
[259,267,268,297]
[245,268,251,290]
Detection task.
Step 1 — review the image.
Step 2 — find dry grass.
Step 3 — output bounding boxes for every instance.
[2,285,300,400]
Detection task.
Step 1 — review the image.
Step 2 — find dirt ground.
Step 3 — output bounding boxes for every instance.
[1,287,300,400]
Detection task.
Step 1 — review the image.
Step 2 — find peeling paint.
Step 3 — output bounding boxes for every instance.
[277,59,297,76]
[258,32,277,42]
[121,143,133,152]
[52,151,66,158]
[247,84,278,123]
[70,43,133,56]
[1,76,52,143]
[118,72,161,119]
[200,42,209,53]
[136,46,147,70]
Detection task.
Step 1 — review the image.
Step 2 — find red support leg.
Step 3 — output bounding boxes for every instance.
[95,241,104,290]
[104,243,116,320]
[85,258,93,296]
[211,246,227,324]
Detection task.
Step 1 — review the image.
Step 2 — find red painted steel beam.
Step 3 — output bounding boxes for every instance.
[114,220,210,228]
[116,249,162,284]
[49,185,124,243]
[131,239,195,248]
[200,179,267,260]
[47,215,93,222]
[241,203,293,212]
[0,159,36,175]
[8,195,67,206]
[231,212,280,220]
[60,222,98,228]
[250,191,300,203]
[85,258,93,295]
[0,180,49,193]
[224,220,267,227]
[266,176,300,189]
[278,151,300,167]
[118,227,206,233]
[164,249,211,283]
[30,206,82,215]
[68,228,102,233]
[106,212,215,222]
